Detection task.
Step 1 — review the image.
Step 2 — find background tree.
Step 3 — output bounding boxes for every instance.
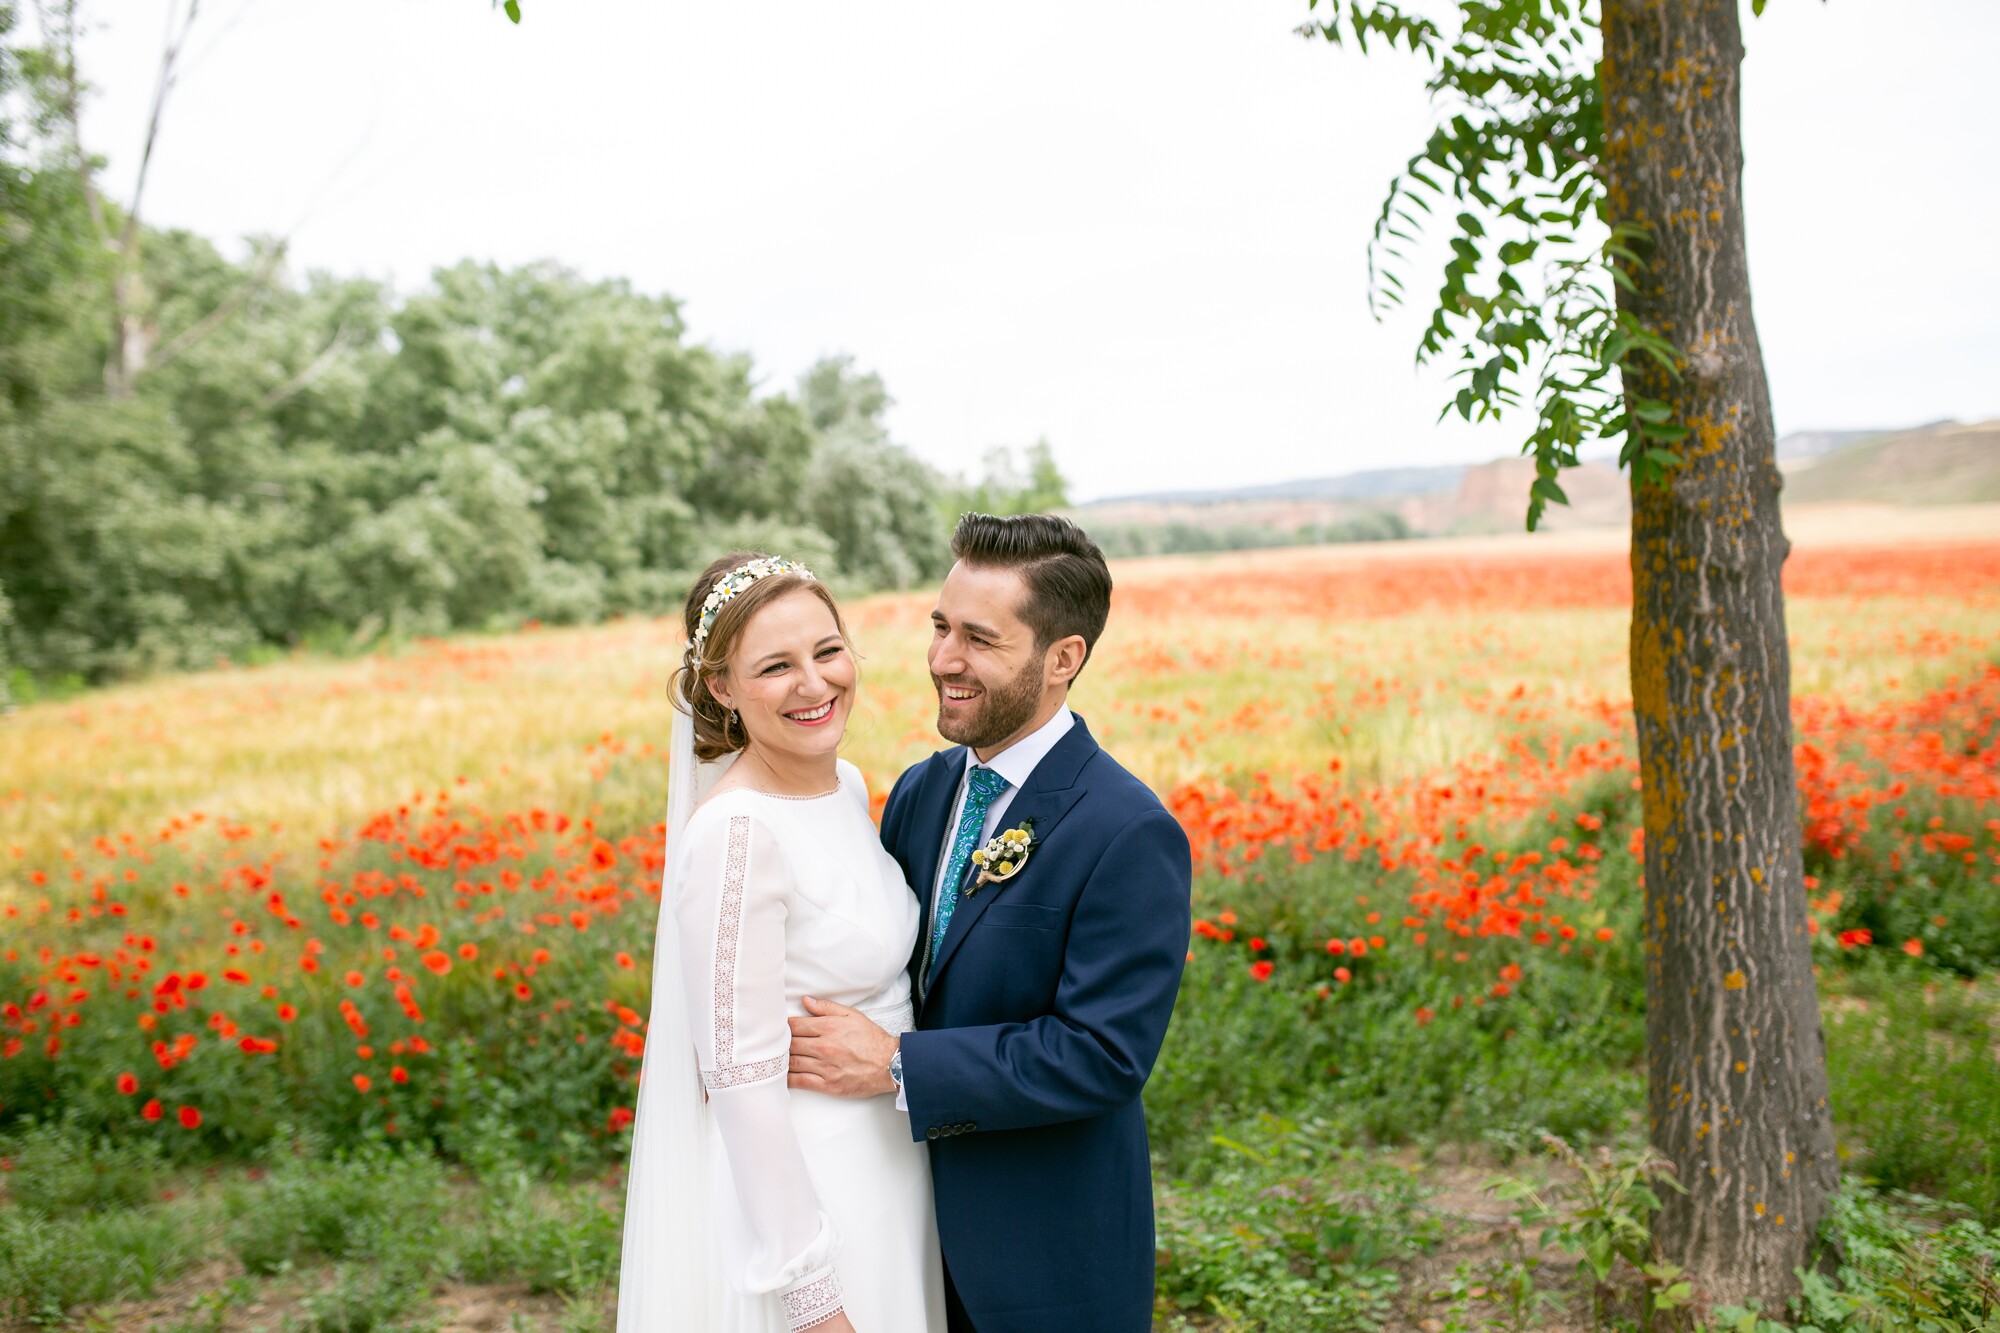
[795,355,954,591]
[0,6,1014,683]
[1303,0,1836,1308]
[954,439,1070,518]
[4,1,1063,691]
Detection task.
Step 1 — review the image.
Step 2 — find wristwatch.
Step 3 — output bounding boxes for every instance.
[888,1048,904,1094]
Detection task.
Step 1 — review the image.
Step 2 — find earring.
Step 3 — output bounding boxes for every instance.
[725,708,742,747]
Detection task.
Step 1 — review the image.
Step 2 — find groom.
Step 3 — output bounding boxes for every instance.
[788,512,1192,1333]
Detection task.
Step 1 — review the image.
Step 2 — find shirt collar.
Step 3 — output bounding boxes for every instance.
[964,706,1074,792]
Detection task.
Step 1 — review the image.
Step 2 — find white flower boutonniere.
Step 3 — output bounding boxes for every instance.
[967,819,1038,896]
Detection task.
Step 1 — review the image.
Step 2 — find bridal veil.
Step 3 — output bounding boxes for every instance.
[615,693,729,1330]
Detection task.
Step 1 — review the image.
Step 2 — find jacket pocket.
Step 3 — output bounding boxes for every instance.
[983,902,1062,931]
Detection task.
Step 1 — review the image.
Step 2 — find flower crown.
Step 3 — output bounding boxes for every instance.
[688,556,818,660]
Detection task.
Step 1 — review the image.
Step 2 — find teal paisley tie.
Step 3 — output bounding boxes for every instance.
[925,765,1010,987]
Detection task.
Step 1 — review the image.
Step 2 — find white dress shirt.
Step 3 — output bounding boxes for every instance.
[895,705,1075,1110]
[930,705,1075,916]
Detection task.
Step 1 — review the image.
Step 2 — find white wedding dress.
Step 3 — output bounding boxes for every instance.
[617,756,945,1333]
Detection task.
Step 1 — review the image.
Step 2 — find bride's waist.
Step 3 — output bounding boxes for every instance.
[787,990,914,1036]
[857,995,914,1036]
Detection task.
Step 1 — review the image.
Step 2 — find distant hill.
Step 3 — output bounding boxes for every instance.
[1081,428,1914,510]
[1781,419,2000,505]
[1070,418,1998,552]
[1089,463,1465,507]
[1775,426,1915,461]
[1413,456,1628,534]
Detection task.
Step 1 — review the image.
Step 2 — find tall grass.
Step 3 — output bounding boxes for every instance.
[5,543,1992,875]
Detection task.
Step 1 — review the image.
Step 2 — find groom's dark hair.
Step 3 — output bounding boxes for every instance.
[951,513,1112,679]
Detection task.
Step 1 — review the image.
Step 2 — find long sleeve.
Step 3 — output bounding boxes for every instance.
[677,809,844,1331]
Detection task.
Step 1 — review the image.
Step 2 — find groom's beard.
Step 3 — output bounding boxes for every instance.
[934,659,1043,751]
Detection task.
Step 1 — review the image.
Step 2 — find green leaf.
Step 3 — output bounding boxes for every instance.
[1208,1133,1270,1164]
[504,0,521,20]
[1752,0,1768,13]
[1530,475,1569,506]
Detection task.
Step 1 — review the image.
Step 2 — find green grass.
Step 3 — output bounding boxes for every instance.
[1147,931,1644,1178]
[0,1117,169,1215]
[1823,964,2000,1225]
[0,1180,215,1323]
[1154,1117,1434,1330]
[0,1118,622,1329]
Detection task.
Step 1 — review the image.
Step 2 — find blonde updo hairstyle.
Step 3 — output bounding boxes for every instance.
[675,551,853,763]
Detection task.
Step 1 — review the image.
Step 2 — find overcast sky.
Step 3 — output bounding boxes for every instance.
[70,0,2000,502]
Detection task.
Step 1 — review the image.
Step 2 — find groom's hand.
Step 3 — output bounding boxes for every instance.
[787,996,899,1098]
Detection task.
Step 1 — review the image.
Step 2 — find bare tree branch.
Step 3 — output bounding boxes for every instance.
[36,0,375,396]
[146,237,284,372]
[118,0,200,258]
[97,0,203,395]
[258,320,351,411]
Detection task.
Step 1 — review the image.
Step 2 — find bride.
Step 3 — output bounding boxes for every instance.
[617,553,945,1333]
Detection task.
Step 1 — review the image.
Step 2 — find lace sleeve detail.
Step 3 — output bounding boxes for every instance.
[784,1272,844,1331]
[702,1053,786,1090]
[700,814,773,1088]
[675,806,840,1298]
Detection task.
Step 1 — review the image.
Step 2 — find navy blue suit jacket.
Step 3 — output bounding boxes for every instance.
[883,713,1192,1333]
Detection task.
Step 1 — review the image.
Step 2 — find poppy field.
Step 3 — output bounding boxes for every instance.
[3,531,1999,1330]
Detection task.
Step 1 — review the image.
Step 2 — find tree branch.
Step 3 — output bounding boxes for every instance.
[145,238,285,372]
[258,321,351,411]
[118,0,202,261]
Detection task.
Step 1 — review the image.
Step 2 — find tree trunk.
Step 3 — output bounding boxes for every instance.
[1602,0,1838,1309]
[108,263,152,397]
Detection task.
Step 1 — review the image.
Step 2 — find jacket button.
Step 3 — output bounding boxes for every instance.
[926,1127,939,1140]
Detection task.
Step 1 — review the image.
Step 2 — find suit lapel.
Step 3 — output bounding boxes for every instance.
[924,716,1101,994]
[904,749,967,980]
[906,749,966,915]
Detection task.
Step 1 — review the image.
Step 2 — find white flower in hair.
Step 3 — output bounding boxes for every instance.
[690,556,817,657]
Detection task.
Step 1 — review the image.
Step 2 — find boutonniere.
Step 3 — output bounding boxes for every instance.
[967,819,1038,895]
